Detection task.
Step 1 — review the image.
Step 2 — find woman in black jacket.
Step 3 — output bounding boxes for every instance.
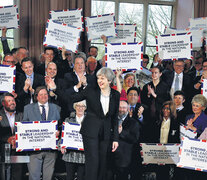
[70,67,120,180]
[141,66,170,142]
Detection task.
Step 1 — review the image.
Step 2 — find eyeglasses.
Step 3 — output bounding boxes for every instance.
[163,107,170,110]
[76,105,86,108]
[174,65,184,67]
[65,53,71,56]
[3,60,15,64]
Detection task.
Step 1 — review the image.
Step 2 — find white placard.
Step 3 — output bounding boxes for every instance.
[108,24,137,43]
[105,42,143,71]
[180,124,197,139]
[43,19,81,53]
[189,17,207,30]
[61,122,84,151]
[164,27,203,50]
[49,8,83,30]
[177,137,207,172]
[156,33,193,60]
[85,13,117,41]
[0,65,16,93]
[0,5,19,29]
[15,121,58,152]
[140,143,180,165]
[201,79,207,99]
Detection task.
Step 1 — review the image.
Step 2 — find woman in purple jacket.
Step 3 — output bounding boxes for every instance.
[185,94,207,137]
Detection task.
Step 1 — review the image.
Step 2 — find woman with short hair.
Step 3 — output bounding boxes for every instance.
[70,67,120,180]
[185,94,207,136]
[61,100,87,180]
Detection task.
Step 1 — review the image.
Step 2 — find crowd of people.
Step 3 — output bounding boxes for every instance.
[0,26,207,180]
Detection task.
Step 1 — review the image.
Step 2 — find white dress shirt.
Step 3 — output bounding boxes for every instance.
[100,93,110,115]
[38,102,49,120]
[170,72,183,98]
[5,110,15,134]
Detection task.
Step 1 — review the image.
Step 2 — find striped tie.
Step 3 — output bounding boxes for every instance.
[41,105,46,121]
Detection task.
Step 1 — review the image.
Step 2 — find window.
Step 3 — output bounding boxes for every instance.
[91,1,115,59]
[91,0,176,61]
[0,0,14,57]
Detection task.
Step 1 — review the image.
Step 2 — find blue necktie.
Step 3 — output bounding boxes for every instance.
[41,105,46,121]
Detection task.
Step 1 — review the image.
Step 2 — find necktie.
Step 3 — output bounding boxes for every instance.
[130,106,135,113]
[174,74,179,92]
[41,105,46,121]
[197,71,200,76]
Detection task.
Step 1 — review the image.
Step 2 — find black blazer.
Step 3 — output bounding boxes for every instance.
[62,71,97,113]
[177,108,188,125]
[0,109,23,155]
[0,109,23,143]
[114,115,140,167]
[71,86,120,141]
[162,71,192,98]
[141,80,170,116]
[162,71,193,113]
[192,75,202,96]
[15,72,45,112]
[155,117,180,143]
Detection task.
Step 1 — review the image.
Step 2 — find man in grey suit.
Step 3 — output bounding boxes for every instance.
[0,92,23,180]
[23,86,60,180]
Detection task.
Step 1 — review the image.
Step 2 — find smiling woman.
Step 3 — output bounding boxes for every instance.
[185,94,207,136]
[70,67,120,180]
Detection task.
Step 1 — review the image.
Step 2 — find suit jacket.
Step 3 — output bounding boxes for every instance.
[177,107,187,125]
[15,72,45,112]
[0,109,23,143]
[162,71,193,113]
[141,80,170,117]
[114,115,140,167]
[35,63,46,77]
[1,38,10,55]
[192,75,202,96]
[71,86,120,141]
[0,109,23,156]
[48,77,68,120]
[62,71,97,113]
[23,103,60,122]
[185,112,207,136]
[64,71,96,93]
[162,71,192,97]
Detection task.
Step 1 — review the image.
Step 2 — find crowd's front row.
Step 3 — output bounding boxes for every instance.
[1,67,207,180]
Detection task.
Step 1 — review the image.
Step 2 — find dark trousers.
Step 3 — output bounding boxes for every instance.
[0,164,22,180]
[115,167,129,180]
[65,162,85,180]
[82,135,110,180]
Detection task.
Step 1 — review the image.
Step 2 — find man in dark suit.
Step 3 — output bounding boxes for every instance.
[0,54,19,109]
[0,93,23,180]
[126,87,145,180]
[35,47,55,77]
[45,62,68,120]
[22,86,60,180]
[162,60,192,111]
[62,55,96,113]
[113,100,140,180]
[15,57,45,112]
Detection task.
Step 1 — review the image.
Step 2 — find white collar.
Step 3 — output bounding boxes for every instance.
[38,102,49,107]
